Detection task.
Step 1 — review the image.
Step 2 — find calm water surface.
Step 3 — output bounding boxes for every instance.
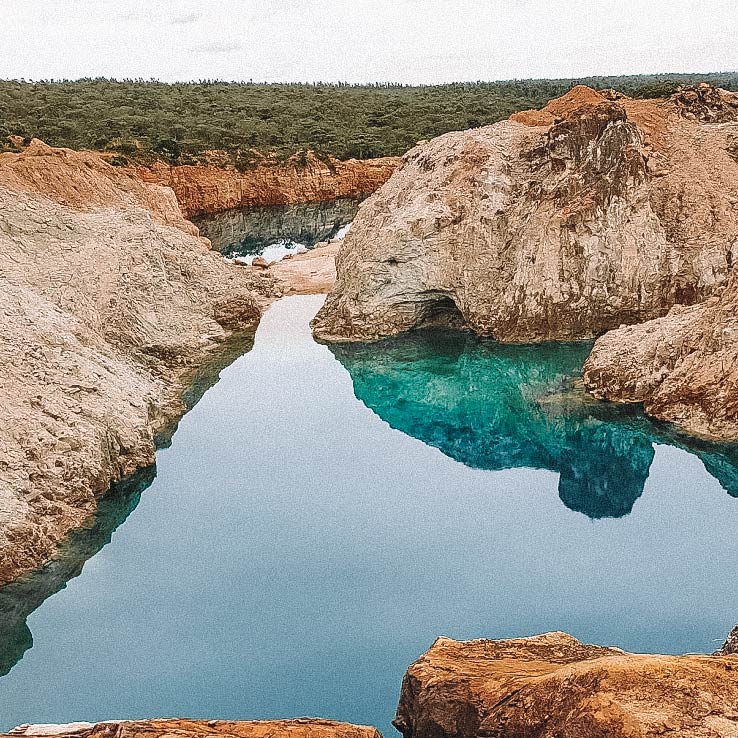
[1,295,737,733]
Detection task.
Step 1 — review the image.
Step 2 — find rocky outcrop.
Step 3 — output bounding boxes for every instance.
[0,141,265,585]
[394,633,738,738]
[721,625,738,655]
[582,272,738,440]
[131,153,400,218]
[4,720,381,738]
[312,85,738,343]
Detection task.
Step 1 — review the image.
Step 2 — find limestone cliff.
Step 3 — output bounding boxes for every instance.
[0,140,265,585]
[312,85,738,343]
[130,153,400,218]
[394,633,738,738]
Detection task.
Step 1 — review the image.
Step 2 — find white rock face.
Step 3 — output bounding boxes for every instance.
[312,88,738,344]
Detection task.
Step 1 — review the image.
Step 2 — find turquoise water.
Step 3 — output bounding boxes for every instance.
[1,295,737,734]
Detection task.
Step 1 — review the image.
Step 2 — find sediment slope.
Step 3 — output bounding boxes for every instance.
[131,153,400,218]
[0,140,264,585]
[394,632,738,738]
[312,84,738,343]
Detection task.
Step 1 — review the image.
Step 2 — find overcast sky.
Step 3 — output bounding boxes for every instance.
[1,0,736,83]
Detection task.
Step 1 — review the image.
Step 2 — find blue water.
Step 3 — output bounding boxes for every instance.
[1,295,737,734]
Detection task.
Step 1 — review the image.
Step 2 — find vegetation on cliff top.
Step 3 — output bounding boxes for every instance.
[2,73,738,165]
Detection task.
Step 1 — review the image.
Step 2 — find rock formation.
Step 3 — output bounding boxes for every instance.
[3,720,381,738]
[721,625,738,655]
[394,632,738,738]
[0,140,265,585]
[582,280,738,440]
[312,85,738,343]
[194,198,359,256]
[130,153,400,218]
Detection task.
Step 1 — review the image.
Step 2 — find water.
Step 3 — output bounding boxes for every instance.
[1,296,737,734]
[194,200,359,262]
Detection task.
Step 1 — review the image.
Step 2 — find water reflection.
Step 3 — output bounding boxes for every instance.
[330,330,738,519]
[0,329,255,677]
[194,199,359,259]
[0,467,154,677]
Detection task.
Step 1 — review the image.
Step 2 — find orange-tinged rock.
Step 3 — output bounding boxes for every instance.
[0,139,197,235]
[130,153,400,218]
[510,85,607,126]
[4,720,381,738]
[394,633,738,738]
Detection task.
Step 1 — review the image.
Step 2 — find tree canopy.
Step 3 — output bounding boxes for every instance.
[2,74,737,165]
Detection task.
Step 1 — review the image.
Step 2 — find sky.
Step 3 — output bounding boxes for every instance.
[1,0,736,84]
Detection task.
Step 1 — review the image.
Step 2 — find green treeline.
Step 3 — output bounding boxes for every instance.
[2,73,737,165]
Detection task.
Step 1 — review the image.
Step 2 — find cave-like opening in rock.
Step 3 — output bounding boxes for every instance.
[415,292,466,330]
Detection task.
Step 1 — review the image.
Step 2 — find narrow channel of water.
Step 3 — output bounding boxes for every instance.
[1,295,737,735]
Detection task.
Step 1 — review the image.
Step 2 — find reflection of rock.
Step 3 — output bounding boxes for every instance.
[0,468,153,678]
[330,330,738,518]
[394,633,738,738]
[195,199,359,257]
[5,719,381,738]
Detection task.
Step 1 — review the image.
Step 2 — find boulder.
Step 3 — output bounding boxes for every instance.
[3,720,381,738]
[394,633,738,738]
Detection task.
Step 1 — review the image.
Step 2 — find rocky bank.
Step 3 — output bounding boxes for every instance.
[394,632,738,738]
[0,139,266,585]
[312,84,738,344]
[130,152,400,218]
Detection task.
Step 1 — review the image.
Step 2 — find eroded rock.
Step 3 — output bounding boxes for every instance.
[394,633,738,738]
[131,153,400,218]
[0,142,264,585]
[312,86,738,343]
[3,720,381,738]
[582,271,738,440]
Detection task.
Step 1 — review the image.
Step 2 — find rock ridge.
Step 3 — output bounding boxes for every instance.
[130,153,400,218]
[394,632,738,738]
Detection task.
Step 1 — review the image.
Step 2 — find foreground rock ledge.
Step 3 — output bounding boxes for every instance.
[4,720,381,738]
[394,632,738,738]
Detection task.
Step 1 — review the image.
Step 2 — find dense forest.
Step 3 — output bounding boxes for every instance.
[2,73,738,166]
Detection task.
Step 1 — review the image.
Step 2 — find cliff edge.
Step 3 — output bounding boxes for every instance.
[394,632,738,738]
[0,140,264,585]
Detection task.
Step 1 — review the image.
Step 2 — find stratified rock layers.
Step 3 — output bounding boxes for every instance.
[132,154,400,218]
[0,140,262,585]
[3,720,381,738]
[394,633,738,738]
[313,86,738,343]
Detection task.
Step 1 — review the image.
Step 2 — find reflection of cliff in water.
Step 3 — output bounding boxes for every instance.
[0,468,154,677]
[194,198,360,257]
[0,331,256,677]
[330,330,738,519]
